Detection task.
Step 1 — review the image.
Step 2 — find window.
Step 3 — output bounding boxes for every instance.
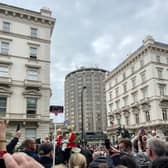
[0,97,7,113]
[123,96,128,106]
[123,82,127,93]
[3,22,10,32]
[115,87,119,97]
[25,128,36,138]
[140,59,144,68]
[115,78,118,84]
[125,116,129,126]
[1,41,9,55]
[131,66,135,74]
[145,111,150,121]
[116,100,120,109]
[109,91,113,100]
[26,97,37,116]
[109,103,113,112]
[156,55,160,63]
[31,28,38,38]
[132,92,138,103]
[123,72,126,80]
[30,47,37,59]
[135,113,139,124]
[157,68,163,79]
[140,71,146,83]
[159,84,166,96]
[131,77,136,88]
[27,68,38,80]
[162,108,168,120]
[142,87,148,98]
[0,66,8,77]
[117,118,121,126]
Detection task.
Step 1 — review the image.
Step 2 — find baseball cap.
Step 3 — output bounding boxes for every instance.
[71,147,81,153]
[38,143,53,155]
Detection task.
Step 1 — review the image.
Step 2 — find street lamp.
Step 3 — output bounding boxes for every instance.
[81,86,87,146]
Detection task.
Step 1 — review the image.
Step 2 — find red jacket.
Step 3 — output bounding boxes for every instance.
[67,132,76,148]
[56,135,63,146]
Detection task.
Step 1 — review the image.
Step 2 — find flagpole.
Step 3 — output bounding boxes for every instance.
[53,119,57,168]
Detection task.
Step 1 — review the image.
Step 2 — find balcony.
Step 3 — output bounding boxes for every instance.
[24,79,42,88]
[0,76,12,85]
[122,105,130,111]
[160,95,168,102]
[130,101,139,108]
[127,119,168,130]
[140,97,150,105]
[0,112,41,122]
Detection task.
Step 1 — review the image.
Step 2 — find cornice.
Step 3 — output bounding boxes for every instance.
[0,4,55,26]
[106,41,168,82]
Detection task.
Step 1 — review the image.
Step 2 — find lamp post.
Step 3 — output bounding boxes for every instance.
[81,86,87,146]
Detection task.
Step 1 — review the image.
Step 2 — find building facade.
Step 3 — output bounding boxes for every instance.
[65,67,107,134]
[105,36,168,141]
[0,3,55,140]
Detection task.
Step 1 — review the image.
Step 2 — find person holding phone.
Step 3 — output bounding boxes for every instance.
[0,120,44,168]
[6,124,22,154]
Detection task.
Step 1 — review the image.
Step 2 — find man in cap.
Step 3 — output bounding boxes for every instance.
[38,143,53,168]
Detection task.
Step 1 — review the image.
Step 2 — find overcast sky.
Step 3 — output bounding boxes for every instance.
[1,0,168,107]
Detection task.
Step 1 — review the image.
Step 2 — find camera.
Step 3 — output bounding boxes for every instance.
[104,139,111,149]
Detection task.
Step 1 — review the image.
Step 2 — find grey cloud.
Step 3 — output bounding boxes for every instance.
[3,0,168,106]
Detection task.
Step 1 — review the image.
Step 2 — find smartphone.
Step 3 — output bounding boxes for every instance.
[0,159,6,168]
[105,139,111,149]
[16,123,21,132]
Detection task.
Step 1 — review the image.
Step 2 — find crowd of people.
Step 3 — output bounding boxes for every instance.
[0,119,168,168]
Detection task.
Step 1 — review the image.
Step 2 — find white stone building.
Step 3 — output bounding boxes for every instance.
[65,67,107,133]
[105,36,168,141]
[0,3,55,140]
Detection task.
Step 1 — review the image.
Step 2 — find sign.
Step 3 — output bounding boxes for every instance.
[50,105,64,115]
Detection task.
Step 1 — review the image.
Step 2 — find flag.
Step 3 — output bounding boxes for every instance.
[50,105,64,115]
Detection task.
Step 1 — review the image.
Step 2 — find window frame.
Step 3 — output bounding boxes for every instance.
[135,113,139,124]
[123,82,127,93]
[1,41,9,55]
[0,97,7,113]
[27,68,39,81]
[131,76,136,88]
[140,71,146,83]
[3,21,10,32]
[25,128,36,139]
[125,116,129,126]
[30,47,37,59]
[159,84,166,96]
[26,97,37,116]
[156,55,160,63]
[162,108,168,121]
[157,67,163,79]
[145,111,150,121]
[132,91,138,103]
[141,86,148,98]
[31,27,38,38]
[0,65,9,77]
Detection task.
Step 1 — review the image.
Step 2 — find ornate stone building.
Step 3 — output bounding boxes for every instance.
[105,36,168,142]
[0,3,55,140]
